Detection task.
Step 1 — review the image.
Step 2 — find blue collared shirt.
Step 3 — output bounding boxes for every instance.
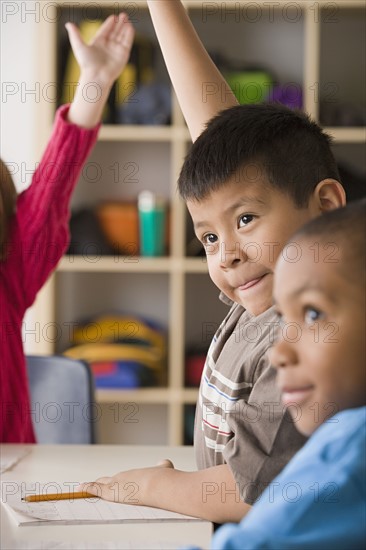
[210,406,366,549]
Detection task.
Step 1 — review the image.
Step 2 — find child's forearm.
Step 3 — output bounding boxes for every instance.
[146,463,250,523]
[82,463,250,523]
[147,0,238,142]
[67,71,113,128]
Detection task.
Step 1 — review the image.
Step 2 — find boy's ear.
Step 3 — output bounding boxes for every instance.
[313,179,346,213]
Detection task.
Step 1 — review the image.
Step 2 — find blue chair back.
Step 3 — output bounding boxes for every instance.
[26,355,96,444]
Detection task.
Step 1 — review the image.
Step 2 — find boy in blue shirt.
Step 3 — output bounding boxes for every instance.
[211,199,366,549]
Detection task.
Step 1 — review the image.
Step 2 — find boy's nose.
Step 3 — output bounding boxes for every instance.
[219,240,246,268]
[269,335,297,370]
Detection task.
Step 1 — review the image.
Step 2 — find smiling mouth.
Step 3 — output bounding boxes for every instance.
[239,274,267,291]
[281,386,314,407]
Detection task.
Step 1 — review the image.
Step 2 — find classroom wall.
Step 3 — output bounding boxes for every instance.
[1,2,43,348]
[1,1,40,192]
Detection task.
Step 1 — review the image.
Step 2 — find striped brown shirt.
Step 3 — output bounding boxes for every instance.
[194,295,307,505]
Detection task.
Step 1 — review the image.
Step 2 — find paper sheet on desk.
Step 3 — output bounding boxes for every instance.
[6,540,180,549]
[2,483,203,526]
[0,447,31,473]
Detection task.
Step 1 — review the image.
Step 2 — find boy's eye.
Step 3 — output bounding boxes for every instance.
[304,307,324,325]
[202,233,218,245]
[238,214,255,227]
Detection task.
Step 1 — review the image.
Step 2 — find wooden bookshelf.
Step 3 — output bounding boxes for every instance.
[30,0,365,445]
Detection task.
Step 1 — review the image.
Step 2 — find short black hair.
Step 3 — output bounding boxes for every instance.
[179,103,344,207]
[294,198,366,282]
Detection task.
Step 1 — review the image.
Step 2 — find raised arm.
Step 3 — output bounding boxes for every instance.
[66,13,135,128]
[15,14,135,308]
[147,0,238,141]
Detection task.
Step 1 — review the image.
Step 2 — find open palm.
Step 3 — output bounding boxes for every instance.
[66,13,135,84]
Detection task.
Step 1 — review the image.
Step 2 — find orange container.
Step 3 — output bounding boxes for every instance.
[97,202,139,255]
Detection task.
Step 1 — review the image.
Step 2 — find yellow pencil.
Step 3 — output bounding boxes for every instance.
[22,491,97,502]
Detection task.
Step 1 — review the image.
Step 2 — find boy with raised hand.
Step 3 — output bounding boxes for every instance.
[78,3,356,524]
[209,199,366,549]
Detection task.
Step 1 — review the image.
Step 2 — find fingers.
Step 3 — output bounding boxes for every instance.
[156,459,174,469]
[113,14,135,57]
[110,12,127,41]
[78,476,112,491]
[95,476,113,484]
[78,480,117,501]
[120,19,135,51]
[65,22,84,53]
[114,13,135,45]
[92,12,134,47]
[92,13,116,42]
[78,482,103,497]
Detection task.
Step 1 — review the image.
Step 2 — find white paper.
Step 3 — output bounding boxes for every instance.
[0,447,31,473]
[2,482,203,526]
[5,540,179,549]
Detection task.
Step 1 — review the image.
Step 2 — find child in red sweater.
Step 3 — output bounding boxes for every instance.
[0,13,134,442]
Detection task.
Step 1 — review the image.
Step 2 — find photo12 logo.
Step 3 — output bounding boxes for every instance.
[1,2,141,24]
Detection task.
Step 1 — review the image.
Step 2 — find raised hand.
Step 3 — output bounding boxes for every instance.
[66,12,135,128]
[65,12,135,86]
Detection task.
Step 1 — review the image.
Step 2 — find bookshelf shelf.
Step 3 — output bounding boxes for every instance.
[95,387,199,405]
[31,0,365,446]
[324,128,366,143]
[57,256,208,274]
[99,125,190,142]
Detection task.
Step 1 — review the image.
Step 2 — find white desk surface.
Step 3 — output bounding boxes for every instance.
[0,444,212,550]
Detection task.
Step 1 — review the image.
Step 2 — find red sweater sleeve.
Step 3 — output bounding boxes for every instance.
[15,104,100,309]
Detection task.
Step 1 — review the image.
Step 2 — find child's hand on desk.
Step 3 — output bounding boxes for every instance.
[156,459,174,469]
[78,459,175,505]
[78,462,250,521]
